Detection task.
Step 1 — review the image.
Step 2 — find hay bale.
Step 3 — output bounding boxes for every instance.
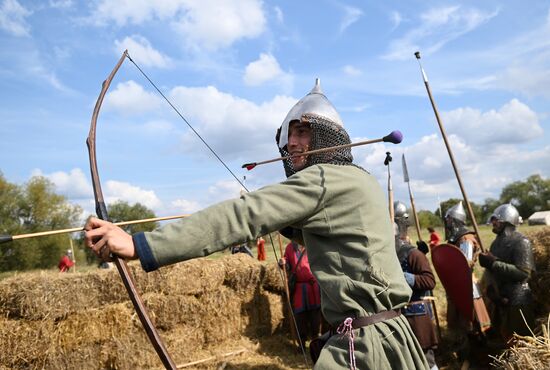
[0,254,292,369]
[526,227,550,312]
[492,315,550,369]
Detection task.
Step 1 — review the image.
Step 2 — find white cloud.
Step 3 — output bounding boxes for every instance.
[172,0,266,51]
[104,180,162,210]
[105,80,163,114]
[49,0,72,8]
[497,66,550,99]
[389,11,402,31]
[90,0,180,26]
[169,198,202,214]
[339,5,363,34]
[31,168,92,199]
[91,0,266,51]
[0,0,31,37]
[444,99,542,146]
[244,53,287,86]
[382,6,499,60]
[168,85,296,158]
[273,6,283,23]
[114,35,172,68]
[351,129,550,213]
[342,65,362,76]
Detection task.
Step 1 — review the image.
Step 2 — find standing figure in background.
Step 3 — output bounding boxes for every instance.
[58,249,74,272]
[444,201,491,364]
[427,227,441,250]
[280,241,323,343]
[479,204,535,342]
[256,237,266,261]
[395,202,439,370]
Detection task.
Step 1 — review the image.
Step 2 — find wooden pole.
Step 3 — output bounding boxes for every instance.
[277,234,300,347]
[415,51,485,252]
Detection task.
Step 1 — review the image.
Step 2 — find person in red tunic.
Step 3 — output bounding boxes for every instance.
[256,237,266,261]
[280,241,322,342]
[58,250,74,272]
[427,227,441,249]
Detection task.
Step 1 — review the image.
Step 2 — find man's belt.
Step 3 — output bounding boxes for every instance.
[351,309,401,329]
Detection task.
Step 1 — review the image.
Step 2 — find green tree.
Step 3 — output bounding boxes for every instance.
[499,174,550,218]
[107,201,158,234]
[480,197,501,224]
[416,210,443,228]
[0,176,82,272]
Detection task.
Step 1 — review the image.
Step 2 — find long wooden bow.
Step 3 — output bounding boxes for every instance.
[86,50,177,370]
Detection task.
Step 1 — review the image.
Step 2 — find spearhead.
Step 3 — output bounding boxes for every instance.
[402,153,410,183]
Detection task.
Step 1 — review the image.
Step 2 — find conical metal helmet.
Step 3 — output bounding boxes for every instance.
[278,78,343,149]
[445,201,467,223]
[491,203,520,226]
[393,201,408,218]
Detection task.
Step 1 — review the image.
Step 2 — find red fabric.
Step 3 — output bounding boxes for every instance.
[256,238,266,261]
[429,231,441,249]
[58,255,74,272]
[284,242,321,313]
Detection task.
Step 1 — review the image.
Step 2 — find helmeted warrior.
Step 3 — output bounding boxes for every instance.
[276,78,357,178]
[85,79,429,370]
[394,200,409,243]
[443,201,491,363]
[393,202,439,370]
[479,204,535,341]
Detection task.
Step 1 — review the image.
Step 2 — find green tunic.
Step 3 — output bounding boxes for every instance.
[135,164,428,369]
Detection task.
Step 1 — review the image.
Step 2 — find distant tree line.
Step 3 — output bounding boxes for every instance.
[1,171,548,272]
[411,174,550,228]
[0,172,158,272]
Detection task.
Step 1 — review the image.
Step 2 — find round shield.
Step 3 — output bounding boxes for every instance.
[431,243,473,322]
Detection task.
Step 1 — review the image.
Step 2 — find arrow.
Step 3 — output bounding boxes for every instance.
[242,130,403,170]
[0,214,190,244]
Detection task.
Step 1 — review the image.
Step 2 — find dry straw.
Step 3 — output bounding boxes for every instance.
[0,253,305,369]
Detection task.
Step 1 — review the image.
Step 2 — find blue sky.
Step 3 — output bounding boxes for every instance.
[1,0,549,221]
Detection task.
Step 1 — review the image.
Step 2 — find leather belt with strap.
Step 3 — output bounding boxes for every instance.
[351,309,401,329]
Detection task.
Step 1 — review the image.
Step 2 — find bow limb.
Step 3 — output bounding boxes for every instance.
[86,50,177,370]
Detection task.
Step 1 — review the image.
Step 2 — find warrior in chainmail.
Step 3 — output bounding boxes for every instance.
[85,79,428,370]
[393,202,439,370]
[443,201,491,364]
[479,204,535,341]
[443,201,490,329]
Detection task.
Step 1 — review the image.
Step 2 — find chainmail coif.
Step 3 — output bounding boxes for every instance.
[276,113,367,177]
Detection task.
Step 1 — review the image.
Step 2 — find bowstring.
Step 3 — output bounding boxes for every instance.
[124,52,309,366]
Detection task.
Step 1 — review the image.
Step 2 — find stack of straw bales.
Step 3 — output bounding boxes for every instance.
[492,227,550,369]
[0,253,288,369]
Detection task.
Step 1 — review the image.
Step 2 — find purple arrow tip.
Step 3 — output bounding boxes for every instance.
[383,130,403,144]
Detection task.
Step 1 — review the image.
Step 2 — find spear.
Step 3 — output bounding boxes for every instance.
[384,152,394,222]
[0,214,189,244]
[402,153,422,242]
[242,130,403,170]
[414,51,485,252]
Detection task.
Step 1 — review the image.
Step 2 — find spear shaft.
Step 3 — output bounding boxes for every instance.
[415,51,485,252]
[402,154,422,242]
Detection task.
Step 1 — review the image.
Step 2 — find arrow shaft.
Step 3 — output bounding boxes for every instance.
[3,214,189,243]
